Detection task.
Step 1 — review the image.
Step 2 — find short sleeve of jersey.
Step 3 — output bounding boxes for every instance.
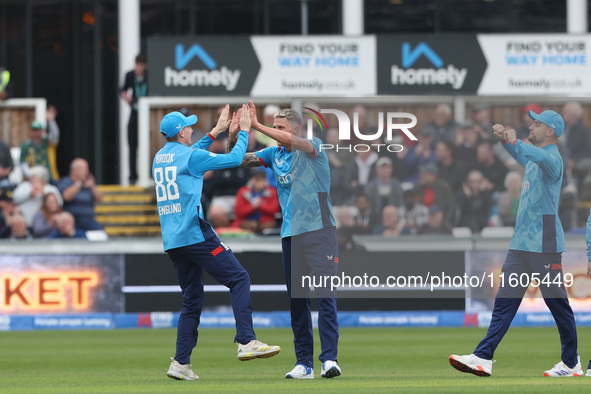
[255,147,277,168]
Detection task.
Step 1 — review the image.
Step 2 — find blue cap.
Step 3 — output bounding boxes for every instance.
[528,110,564,138]
[160,111,198,138]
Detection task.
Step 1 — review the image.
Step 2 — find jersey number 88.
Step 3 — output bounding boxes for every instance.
[154,166,180,202]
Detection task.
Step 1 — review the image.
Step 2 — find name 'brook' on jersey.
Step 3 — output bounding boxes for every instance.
[152,131,248,251]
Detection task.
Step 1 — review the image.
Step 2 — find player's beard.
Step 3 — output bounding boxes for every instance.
[527,133,539,146]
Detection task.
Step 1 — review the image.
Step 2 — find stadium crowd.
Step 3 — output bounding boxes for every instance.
[1,101,590,243]
[0,106,102,240]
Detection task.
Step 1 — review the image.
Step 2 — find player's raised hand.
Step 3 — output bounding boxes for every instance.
[211,104,231,137]
[248,100,260,129]
[504,128,517,144]
[492,124,506,142]
[229,109,241,137]
[239,104,251,132]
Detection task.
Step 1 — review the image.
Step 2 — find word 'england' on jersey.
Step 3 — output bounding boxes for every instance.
[159,202,181,215]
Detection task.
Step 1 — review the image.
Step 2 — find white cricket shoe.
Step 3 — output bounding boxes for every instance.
[285,364,314,379]
[237,339,281,361]
[166,357,199,380]
[544,356,583,377]
[321,360,341,378]
[586,360,591,376]
[449,354,493,377]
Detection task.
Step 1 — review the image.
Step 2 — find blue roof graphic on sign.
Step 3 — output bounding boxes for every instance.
[402,42,443,68]
[175,44,217,70]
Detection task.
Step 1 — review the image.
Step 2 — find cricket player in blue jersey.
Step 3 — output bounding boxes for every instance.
[450,110,582,377]
[154,105,280,381]
[228,101,340,379]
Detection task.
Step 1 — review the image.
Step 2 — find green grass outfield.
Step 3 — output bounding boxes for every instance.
[1,326,591,393]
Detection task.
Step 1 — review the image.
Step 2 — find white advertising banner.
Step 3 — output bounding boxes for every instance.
[250,36,376,97]
[477,34,591,95]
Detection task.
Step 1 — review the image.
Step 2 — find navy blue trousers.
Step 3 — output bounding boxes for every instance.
[282,226,339,369]
[474,250,578,368]
[167,231,256,364]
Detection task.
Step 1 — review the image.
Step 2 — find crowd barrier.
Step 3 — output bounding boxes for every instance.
[4,311,591,332]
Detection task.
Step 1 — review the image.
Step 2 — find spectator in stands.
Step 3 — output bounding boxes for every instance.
[351,105,377,139]
[455,120,480,169]
[232,170,280,233]
[204,133,251,228]
[12,165,62,228]
[9,213,31,240]
[344,149,378,203]
[262,104,280,128]
[374,205,408,237]
[418,204,453,235]
[364,156,403,227]
[455,170,493,233]
[0,65,10,100]
[472,103,495,142]
[325,128,347,205]
[413,163,455,224]
[424,103,458,147]
[476,141,508,193]
[436,140,466,194]
[0,188,19,238]
[403,125,437,183]
[20,105,61,182]
[353,193,374,233]
[516,103,542,140]
[335,205,369,251]
[255,104,280,148]
[58,158,103,231]
[562,101,591,194]
[497,171,523,227]
[32,192,63,238]
[47,211,87,239]
[399,188,429,234]
[120,53,148,185]
[336,206,363,251]
[0,139,13,188]
[376,132,406,181]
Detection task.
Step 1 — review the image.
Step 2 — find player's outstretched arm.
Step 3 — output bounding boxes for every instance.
[495,124,527,167]
[248,100,314,154]
[192,104,251,171]
[240,152,263,168]
[193,104,232,150]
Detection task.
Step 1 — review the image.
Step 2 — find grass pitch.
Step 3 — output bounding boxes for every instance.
[1,326,590,393]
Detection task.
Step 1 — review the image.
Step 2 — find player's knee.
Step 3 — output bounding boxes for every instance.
[181,297,202,312]
[235,268,251,285]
